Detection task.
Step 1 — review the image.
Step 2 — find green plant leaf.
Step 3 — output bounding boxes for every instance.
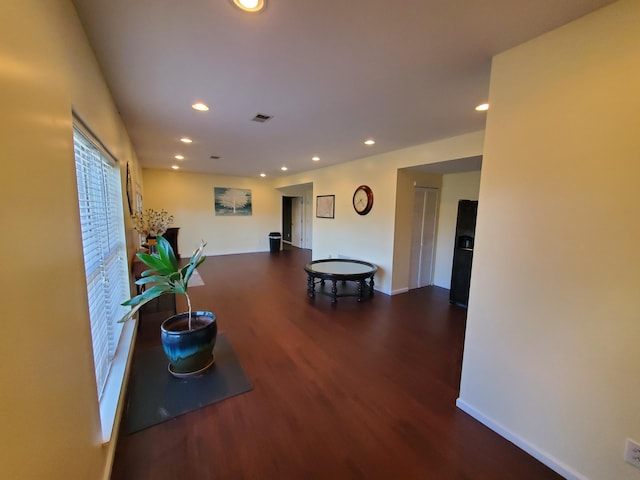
[140,268,160,278]
[134,275,170,286]
[135,252,163,268]
[179,241,207,285]
[135,258,173,277]
[177,264,189,284]
[168,271,182,282]
[182,257,202,284]
[119,301,144,323]
[188,240,206,266]
[182,265,195,284]
[155,235,179,271]
[120,239,208,323]
[122,284,172,306]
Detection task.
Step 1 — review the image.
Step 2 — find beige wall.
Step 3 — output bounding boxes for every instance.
[0,1,140,479]
[11,2,634,479]
[142,131,483,296]
[142,169,282,256]
[458,1,640,479]
[432,171,481,288]
[273,131,484,294]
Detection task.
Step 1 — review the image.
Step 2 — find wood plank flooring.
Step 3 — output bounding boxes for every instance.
[111,246,562,480]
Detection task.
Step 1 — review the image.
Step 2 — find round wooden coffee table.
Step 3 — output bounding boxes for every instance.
[304,259,377,303]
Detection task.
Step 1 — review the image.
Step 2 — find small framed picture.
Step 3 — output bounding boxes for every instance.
[316,195,335,219]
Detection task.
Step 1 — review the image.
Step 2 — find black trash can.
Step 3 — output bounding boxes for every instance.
[268,232,282,253]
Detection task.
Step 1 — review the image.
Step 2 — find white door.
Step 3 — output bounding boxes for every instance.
[291,197,303,248]
[409,187,439,289]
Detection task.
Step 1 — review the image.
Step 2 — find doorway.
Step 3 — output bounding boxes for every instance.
[279,183,313,251]
[282,196,304,248]
[409,187,439,289]
[282,197,293,244]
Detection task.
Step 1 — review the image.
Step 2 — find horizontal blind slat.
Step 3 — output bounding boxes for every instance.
[73,127,129,399]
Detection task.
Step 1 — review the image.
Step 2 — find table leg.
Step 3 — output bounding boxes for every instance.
[369,275,375,297]
[331,280,338,303]
[307,273,316,298]
[357,279,365,302]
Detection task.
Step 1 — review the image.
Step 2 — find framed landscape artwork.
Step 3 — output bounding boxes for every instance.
[214,187,252,216]
[316,195,335,219]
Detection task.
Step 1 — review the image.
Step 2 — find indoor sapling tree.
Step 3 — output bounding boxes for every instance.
[121,235,206,330]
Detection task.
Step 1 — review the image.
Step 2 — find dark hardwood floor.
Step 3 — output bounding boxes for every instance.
[111,246,562,480]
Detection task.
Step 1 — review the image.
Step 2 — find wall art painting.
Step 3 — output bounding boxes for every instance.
[316,195,335,219]
[214,187,252,216]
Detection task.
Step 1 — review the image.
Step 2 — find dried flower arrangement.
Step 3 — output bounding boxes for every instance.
[131,208,174,238]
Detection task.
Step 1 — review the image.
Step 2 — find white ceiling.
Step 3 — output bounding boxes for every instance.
[72,0,614,177]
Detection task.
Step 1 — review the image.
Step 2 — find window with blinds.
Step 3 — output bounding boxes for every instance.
[73,126,130,399]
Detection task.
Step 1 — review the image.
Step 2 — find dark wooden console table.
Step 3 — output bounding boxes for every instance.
[304,259,377,303]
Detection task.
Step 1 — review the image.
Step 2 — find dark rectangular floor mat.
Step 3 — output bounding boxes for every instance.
[122,333,252,434]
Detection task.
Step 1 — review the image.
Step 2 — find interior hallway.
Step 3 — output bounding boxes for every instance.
[111,246,562,479]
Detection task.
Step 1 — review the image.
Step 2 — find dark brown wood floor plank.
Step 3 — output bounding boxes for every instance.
[111,246,562,480]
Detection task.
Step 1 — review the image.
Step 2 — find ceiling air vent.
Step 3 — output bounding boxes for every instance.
[210,155,220,160]
[252,113,273,123]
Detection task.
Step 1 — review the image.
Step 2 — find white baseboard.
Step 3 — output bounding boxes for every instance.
[455,398,586,480]
[391,287,409,295]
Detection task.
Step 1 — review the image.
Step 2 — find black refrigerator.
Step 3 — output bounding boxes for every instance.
[450,200,478,307]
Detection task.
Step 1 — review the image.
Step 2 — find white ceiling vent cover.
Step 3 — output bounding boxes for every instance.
[252,113,273,123]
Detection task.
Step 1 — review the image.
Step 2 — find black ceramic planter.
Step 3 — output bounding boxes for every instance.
[160,311,217,376]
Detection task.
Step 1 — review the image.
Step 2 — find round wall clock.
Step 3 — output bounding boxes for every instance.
[353,185,374,215]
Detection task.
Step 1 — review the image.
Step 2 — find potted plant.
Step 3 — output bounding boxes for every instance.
[121,235,217,377]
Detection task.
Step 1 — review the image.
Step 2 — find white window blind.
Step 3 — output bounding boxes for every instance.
[73,126,130,399]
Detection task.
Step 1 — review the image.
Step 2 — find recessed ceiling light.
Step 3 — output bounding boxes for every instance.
[475,103,489,111]
[174,155,184,160]
[312,156,320,162]
[232,0,265,13]
[192,102,209,112]
[180,137,193,143]
[260,173,266,177]
[171,165,179,170]
[364,139,376,146]
[281,166,288,171]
